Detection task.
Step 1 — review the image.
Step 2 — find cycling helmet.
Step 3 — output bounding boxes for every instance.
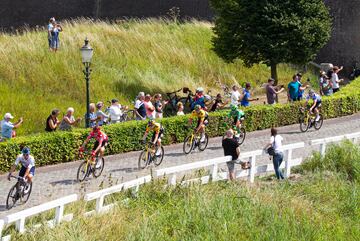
[22,147,30,155]
[194,104,201,111]
[148,118,155,126]
[230,104,237,111]
[196,87,204,93]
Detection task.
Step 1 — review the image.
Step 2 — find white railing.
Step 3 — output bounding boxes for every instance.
[83,175,152,216]
[0,194,77,241]
[310,132,360,156]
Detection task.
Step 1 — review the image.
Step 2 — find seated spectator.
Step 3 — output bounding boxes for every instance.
[59,107,81,131]
[89,103,97,127]
[144,94,155,119]
[210,94,227,112]
[240,83,258,107]
[154,94,168,119]
[96,102,109,126]
[266,78,284,105]
[331,66,343,93]
[177,102,185,116]
[135,92,146,121]
[319,71,333,96]
[107,99,122,124]
[45,109,61,132]
[1,113,23,140]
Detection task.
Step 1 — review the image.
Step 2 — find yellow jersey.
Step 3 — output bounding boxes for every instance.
[191,110,207,121]
[146,123,162,133]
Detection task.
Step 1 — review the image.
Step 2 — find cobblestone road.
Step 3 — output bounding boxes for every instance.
[0,113,359,218]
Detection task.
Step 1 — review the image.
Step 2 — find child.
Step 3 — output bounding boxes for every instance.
[177,102,184,116]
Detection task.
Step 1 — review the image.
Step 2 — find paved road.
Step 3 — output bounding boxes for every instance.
[0,113,359,218]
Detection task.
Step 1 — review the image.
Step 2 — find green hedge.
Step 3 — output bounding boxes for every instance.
[0,79,359,172]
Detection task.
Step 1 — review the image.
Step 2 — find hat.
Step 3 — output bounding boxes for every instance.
[111,98,119,103]
[138,92,145,97]
[4,113,14,119]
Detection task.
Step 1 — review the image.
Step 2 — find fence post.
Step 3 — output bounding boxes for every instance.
[55,205,64,224]
[284,149,292,178]
[249,155,256,183]
[210,164,218,181]
[169,174,177,186]
[320,143,326,156]
[96,195,105,213]
[15,218,26,233]
[0,219,4,239]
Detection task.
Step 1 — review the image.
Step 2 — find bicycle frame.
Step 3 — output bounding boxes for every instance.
[79,151,95,174]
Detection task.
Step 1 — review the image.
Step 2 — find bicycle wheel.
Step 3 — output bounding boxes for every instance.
[314,115,323,130]
[93,157,105,178]
[183,135,194,154]
[21,182,32,204]
[153,146,165,166]
[6,184,19,210]
[77,161,89,182]
[237,127,246,145]
[198,134,209,151]
[138,151,149,169]
[299,117,309,132]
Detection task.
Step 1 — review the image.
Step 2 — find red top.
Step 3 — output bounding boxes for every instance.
[87,130,108,144]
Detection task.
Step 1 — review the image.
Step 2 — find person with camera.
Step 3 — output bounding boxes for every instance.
[264,128,284,180]
[266,78,284,105]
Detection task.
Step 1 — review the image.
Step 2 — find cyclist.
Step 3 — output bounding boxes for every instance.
[304,89,322,122]
[227,104,245,138]
[80,126,108,162]
[142,118,164,156]
[188,104,208,142]
[7,147,35,187]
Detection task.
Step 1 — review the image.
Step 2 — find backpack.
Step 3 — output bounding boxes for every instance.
[266,146,276,156]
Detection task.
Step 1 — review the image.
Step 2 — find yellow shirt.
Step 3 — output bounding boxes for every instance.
[191,110,207,121]
[146,123,161,133]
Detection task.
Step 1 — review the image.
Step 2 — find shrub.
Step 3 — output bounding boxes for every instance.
[0,79,359,172]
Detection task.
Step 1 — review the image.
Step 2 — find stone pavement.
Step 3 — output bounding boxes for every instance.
[0,113,359,218]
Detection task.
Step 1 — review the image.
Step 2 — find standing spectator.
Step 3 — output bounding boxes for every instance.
[59,107,81,131]
[296,73,305,100]
[89,103,98,127]
[287,75,307,102]
[210,94,227,112]
[191,87,206,110]
[177,102,185,116]
[264,128,284,180]
[230,85,241,106]
[47,17,55,51]
[331,66,343,93]
[144,94,155,119]
[1,113,23,140]
[96,102,109,126]
[134,92,146,120]
[51,21,63,52]
[222,129,240,181]
[319,71,333,96]
[107,99,122,124]
[266,78,284,105]
[240,82,258,107]
[154,94,167,119]
[45,109,61,132]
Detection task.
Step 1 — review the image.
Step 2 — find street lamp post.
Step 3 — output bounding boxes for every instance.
[80,38,94,128]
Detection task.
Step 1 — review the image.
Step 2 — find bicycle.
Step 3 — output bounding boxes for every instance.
[77,150,105,182]
[222,120,246,145]
[183,128,209,154]
[138,141,164,169]
[299,107,323,132]
[164,87,194,116]
[6,175,32,210]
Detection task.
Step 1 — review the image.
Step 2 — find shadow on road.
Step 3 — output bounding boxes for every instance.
[109,167,138,173]
[165,152,185,157]
[50,179,76,186]
[0,205,8,212]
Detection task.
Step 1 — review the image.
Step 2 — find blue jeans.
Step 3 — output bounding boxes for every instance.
[273,152,284,179]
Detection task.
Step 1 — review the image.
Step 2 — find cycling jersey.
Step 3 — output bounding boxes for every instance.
[87,131,108,144]
[146,122,163,133]
[228,109,245,120]
[191,110,208,121]
[15,154,35,169]
[306,93,321,102]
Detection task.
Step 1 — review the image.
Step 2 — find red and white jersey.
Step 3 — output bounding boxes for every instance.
[87,131,108,143]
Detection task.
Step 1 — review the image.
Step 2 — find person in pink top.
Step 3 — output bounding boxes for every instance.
[144,94,155,119]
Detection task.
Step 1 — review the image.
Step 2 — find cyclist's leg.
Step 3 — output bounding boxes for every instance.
[155,133,163,156]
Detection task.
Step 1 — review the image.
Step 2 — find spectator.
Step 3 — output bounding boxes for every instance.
[47,17,55,51]
[230,85,241,106]
[89,103,97,127]
[210,94,227,112]
[222,129,240,181]
[266,78,284,105]
[331,66,343,93]
[45,109,61,132]
[1,113,23,140]
[287,75,307,102]
[59,107,81,131]
[144,94,155,119]
[191,87,206,110]
[177,102,185,116]
[319,71,333,96]
[51,22,62,52]
[240,82,258,107]
[134,92,146,120]
[154,94,168,119]
[296,73,306,100]
[264,128,284,180]
[96,102,109,126]
[107,99,122,124]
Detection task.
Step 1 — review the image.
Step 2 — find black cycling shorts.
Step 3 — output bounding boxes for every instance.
[151,129,164,142]
[93,140,108,150]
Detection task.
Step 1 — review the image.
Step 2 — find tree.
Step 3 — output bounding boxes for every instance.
[210,0,332,84]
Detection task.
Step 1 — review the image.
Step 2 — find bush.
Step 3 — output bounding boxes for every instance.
[0,79,359,172]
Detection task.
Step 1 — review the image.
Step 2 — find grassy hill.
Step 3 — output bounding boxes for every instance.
[5,142,360,240]
[0,19,301,135]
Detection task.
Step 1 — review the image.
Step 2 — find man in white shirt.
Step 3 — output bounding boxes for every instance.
[230,85,241,106]
[107,99,122,124]
[331,66,343,93]
[8,147,35,184]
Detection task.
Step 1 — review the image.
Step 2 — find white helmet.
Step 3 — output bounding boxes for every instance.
[196,87,204,93]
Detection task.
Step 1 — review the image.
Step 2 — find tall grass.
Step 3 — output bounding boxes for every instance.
[7,143,360,240]
[0,18,300,135]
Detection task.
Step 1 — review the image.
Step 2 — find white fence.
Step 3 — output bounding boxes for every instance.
[1,131,359,240]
